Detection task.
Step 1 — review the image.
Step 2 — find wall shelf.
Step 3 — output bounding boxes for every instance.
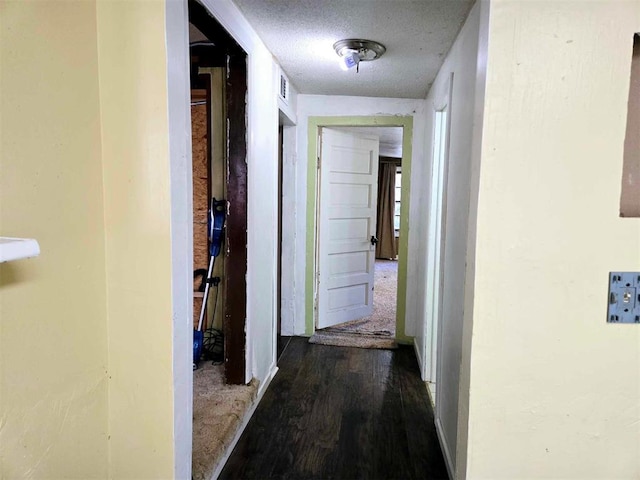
[0,237,40,263]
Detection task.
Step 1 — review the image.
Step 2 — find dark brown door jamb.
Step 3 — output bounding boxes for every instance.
[224,52,248,384]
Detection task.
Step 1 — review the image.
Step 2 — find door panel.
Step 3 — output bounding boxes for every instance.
[317,128,379,329]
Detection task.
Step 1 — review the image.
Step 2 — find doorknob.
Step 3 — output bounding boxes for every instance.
[370,235,378,246]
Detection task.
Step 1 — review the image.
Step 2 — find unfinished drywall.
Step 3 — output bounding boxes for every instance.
[295,96,427,340]
[192,100,209,327]
[418,2,487,475]
[96,1,178,477]
[466,1,640,478]
[0,2,109,477]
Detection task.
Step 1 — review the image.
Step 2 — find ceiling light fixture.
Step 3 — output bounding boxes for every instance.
[333,39,386,73]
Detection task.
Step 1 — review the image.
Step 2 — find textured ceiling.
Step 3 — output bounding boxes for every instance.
[232,0,474,99]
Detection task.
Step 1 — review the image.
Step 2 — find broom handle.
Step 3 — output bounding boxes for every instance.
[197,255,215,332]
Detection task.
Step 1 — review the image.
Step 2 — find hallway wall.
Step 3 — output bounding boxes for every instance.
[97,1,185,476]
[419,2,488,475]
[466,1,640,478]
[1,1,190,477]
[0,2,109,476]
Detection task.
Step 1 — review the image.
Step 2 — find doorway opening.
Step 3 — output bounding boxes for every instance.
[425,73,453,405]
[426,106,450,403]
[304,117,414,346]
[187,2,255,479]
[188,0,247,385]
[318,127,403,344]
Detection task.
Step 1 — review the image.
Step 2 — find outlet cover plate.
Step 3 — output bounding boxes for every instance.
[607,272,640,324]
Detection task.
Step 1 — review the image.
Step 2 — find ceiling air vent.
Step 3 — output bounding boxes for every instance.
[279,72,289,105]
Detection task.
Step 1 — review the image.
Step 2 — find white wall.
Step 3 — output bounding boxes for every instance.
[280,123,298,336]
[165,0,193,476]
[465,1,640,478]
[418,2,489,476]
[279,80,299,336]
[294,95,427,336]
[197,0,280,386]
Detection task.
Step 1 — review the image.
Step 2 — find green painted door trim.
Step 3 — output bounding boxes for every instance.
[306,115,414,344]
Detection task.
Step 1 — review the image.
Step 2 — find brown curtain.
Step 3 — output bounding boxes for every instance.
[375,162,397,259]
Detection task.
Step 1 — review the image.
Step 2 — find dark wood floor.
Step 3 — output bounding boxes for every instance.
[220,337,449,480]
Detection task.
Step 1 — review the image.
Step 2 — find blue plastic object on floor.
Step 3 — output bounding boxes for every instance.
[193,330,204,369]
[194,198,226,370]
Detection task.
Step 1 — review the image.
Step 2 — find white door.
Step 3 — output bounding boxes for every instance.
[317,128,379,329]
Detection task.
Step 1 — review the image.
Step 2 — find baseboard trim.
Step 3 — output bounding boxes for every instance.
[426,382,436,408]
[209,364,279,480]
[414,341,425,380]
[435,416,455,480]
[257,362,278,399]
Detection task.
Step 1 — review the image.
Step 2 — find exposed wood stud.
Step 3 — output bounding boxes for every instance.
[223,51,248,384]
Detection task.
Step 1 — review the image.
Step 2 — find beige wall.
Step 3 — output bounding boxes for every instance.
[1,1,181,477]
[0,1,109,477]
[96,1,176,477]
[465,1,640,478]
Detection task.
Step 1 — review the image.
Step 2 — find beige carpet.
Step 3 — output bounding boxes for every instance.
[311,259,398,349]
[325,259,397,337]
[192,362,258,480]
[309,331,397,349]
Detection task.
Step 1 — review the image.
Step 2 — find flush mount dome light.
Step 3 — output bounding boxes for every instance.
[333,39,386,72]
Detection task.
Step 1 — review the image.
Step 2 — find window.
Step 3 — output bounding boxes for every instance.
[394,167,402,234]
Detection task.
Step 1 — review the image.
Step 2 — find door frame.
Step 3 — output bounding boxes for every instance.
[305,116,414,343]
[276,124,284,355]
[425,73,453,386]
[189,0,248,384]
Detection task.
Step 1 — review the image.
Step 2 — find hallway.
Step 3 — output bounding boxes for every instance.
[219,338,448,479]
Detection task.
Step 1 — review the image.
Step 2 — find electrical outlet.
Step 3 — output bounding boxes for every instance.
[607,272,640,324]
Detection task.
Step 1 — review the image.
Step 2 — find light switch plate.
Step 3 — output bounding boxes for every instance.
[607,272,640,323]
